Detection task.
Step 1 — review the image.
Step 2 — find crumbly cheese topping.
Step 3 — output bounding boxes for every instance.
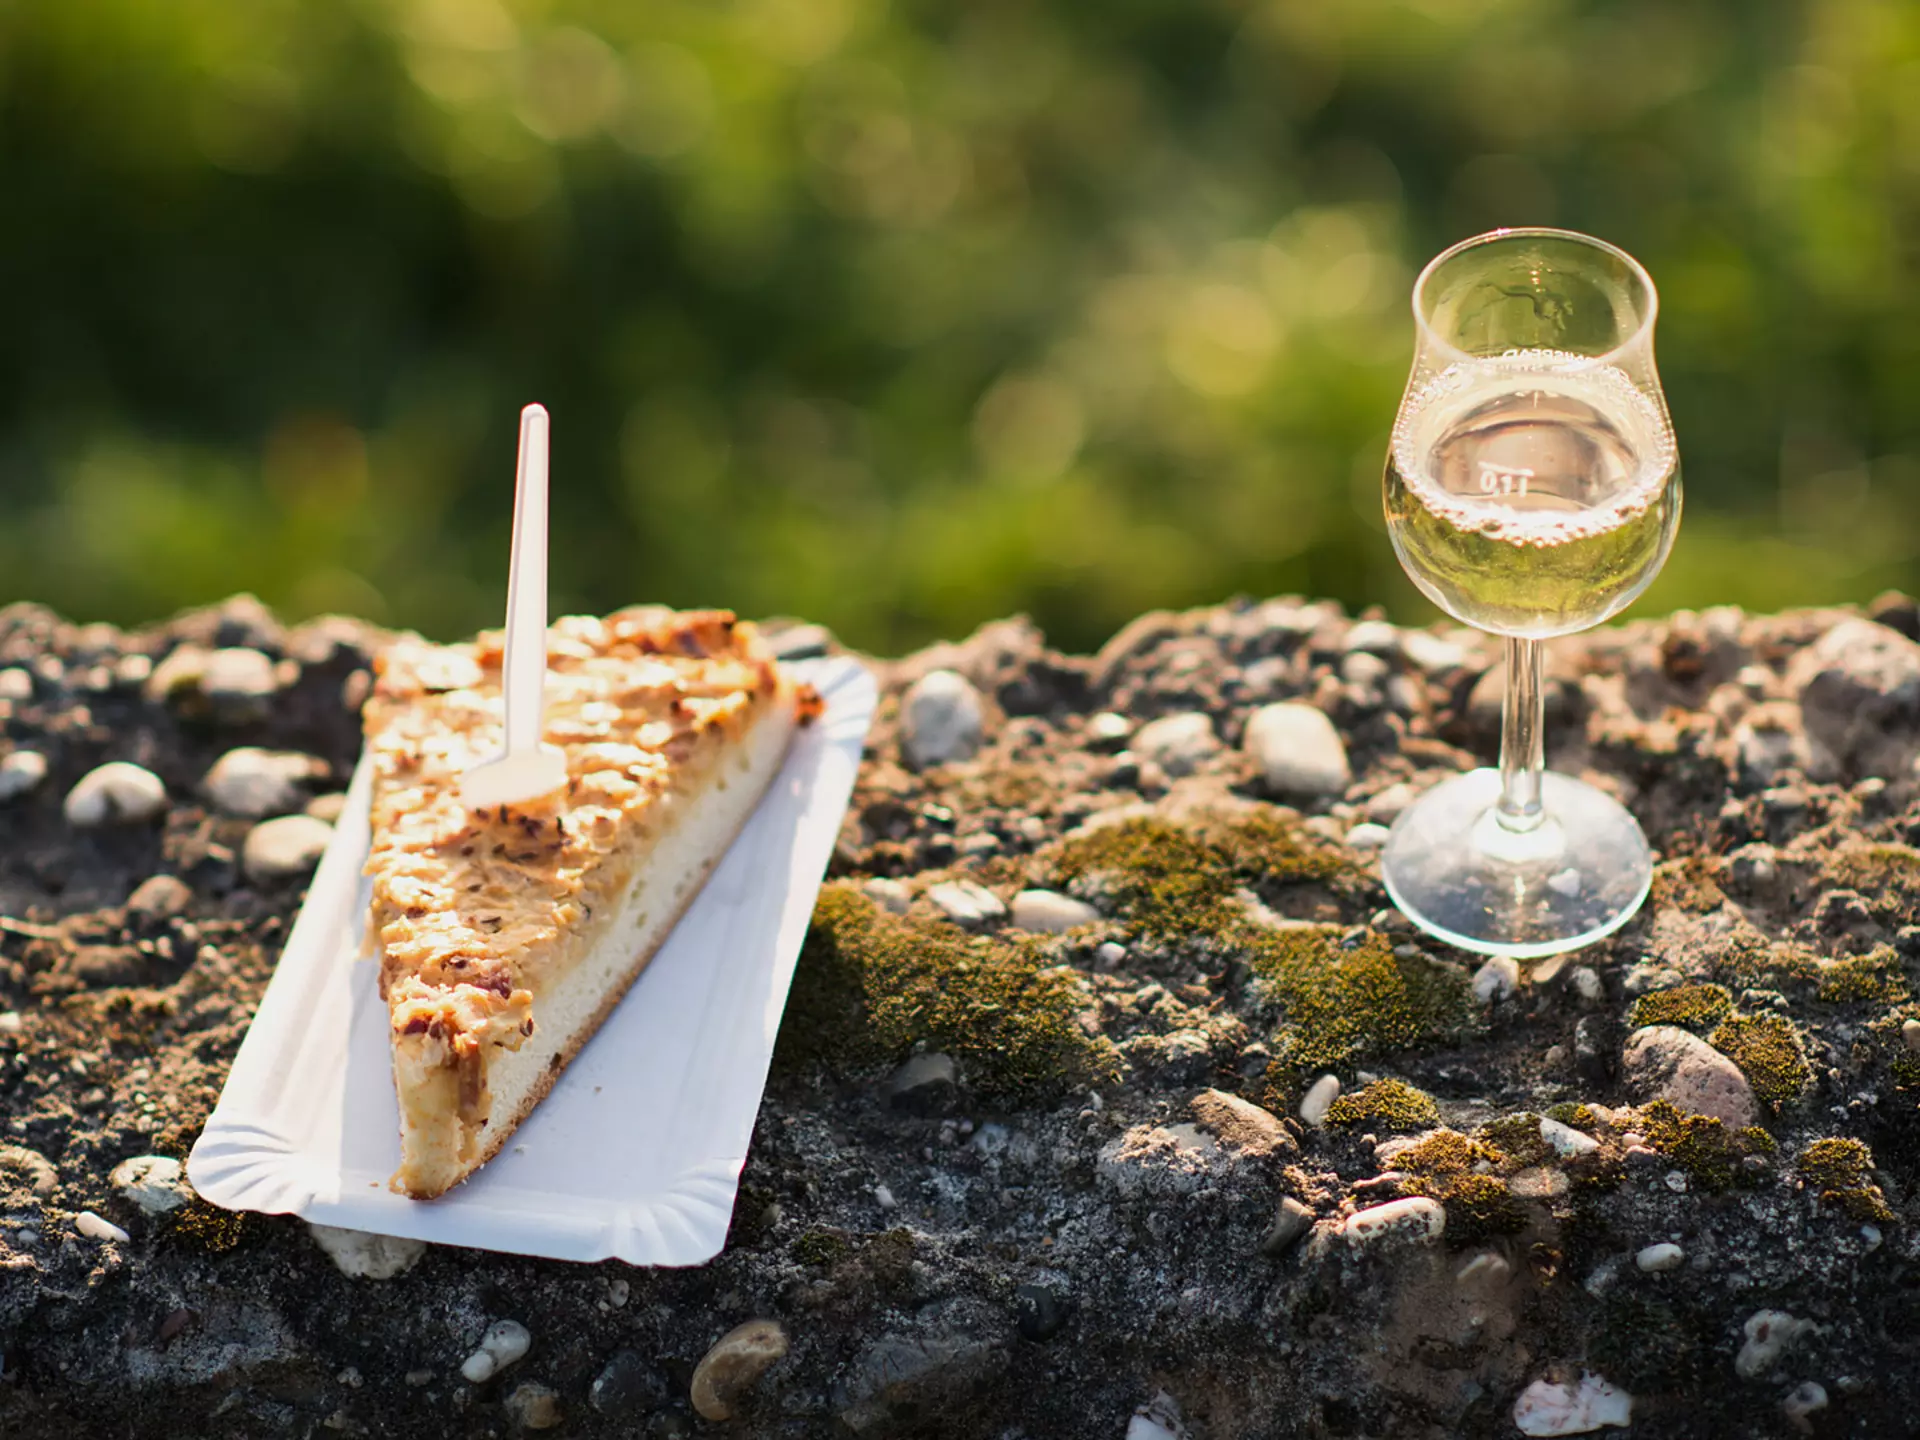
[362,608,786,1063]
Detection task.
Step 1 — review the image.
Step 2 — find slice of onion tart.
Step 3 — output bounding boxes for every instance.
[361,609,818,1199]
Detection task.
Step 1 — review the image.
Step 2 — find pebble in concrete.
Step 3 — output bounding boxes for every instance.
[110,1155,193,1214]
[1512,1372,1633,1435]
[1244,703,1352,798]
[1735,1310,1812,1380]
[0,750,48,802]
[926,879,1006,927]
[1298,1074,1340,1127]
[242,814,334,882]
[1340,1196,1445,1250]
[690,1319,789,1422]
[1010,889,1100,933]
[1473,956,1520,1003]
[900,670,985,769]
[462,1319,533,1383]
[1636,1243,1684,1273]
[504,1381,562,1430]
[75,1211,130,1244]
[205,747,324,818]
[1622,1025,1760,1128]
[1131,712,1220,778]
[127,874,193,920]
[65,762,167,827]
[308,1222,427,1279]
[1539,1117,1600,1157]
[1260,1196,1315,1256]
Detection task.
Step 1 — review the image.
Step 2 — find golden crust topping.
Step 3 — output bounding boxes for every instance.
[362,609,785,1030]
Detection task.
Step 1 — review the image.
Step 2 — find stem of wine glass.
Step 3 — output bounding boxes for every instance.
[1497,636,1545,834]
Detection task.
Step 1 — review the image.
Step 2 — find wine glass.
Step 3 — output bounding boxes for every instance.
[1381,228,1681,958]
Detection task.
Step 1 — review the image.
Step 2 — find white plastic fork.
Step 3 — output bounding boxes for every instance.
[460,403,568,809]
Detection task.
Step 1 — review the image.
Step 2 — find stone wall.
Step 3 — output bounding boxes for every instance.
[2,593,1918,1438]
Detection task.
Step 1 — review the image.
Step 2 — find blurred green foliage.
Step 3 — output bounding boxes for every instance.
[2,0,1918,652]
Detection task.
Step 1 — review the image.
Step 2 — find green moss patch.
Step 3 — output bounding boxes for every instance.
[1256,932,1475,1075]
[1392,1129,1524,1240]
[1796,1138,1894,1223]
[1324,1078,1440,1132]
[1710,1012,1813,1111]
[1047,811,1349,947]
[1650,855,1726,914]
[1826,843,1920,920]
[1048,812,1470,1075]
[776,883,1116,1100]
[1477,1113,1551,1169]
[1628,984,1733,1032]
[1815,947,1910,1005]
[1711,933,1820,992]
[1635,1100,1776,1190]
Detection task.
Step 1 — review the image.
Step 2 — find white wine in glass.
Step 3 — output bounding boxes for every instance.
[1381,230,1681,957]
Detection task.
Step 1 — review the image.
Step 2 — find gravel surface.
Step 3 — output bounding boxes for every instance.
[4,592,1920,1438]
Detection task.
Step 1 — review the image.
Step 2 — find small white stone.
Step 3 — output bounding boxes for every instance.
[1401,631,1468,671]
[1341,1196,1445,1250]
[1861,1223,1883,1250]
[308,1222,427,1279]
[874,1184,896,1209]
[1094,941,1127,970]
[1512,1372,1633,1435]
[1547,868,1582,897]
[1736,1309,1812,1379]
[861,877,913,914]
[1244,703,1352,798]
[202,647,277,703]
[1569,966,1603,1002]
[1902,1018,1920,1052]
[1084,712,1133,747]
[1782,1381,1828,1433]
[461,1319,533,1384]
[0,669,31,701]
[110,1155,192,1215]
[1540,1118,1600,1157]
[1132,712,1221,778]
[1344,620,1400,654]
[1126,1391,1190,1440]
[1364,783,1417,824]
[1010,889,1101,933]
[926,879,1006,927]
[1472,957,1520,1003]
[75,1210,130,1243]
[1635,1242,1684,1273]
[1345,822,1391,851]
[205,747,323,818]
[1299,1074,1340,1127]
[900,669,985,769]
[608,1278,630,1307]
[64,762,167,827]
[242,814,335,881]
[0,750,48,802]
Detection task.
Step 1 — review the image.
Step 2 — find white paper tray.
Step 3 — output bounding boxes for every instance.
[187,656,875,1266]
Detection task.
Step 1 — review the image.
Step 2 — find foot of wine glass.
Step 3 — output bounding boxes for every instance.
[1382,636,1651,958]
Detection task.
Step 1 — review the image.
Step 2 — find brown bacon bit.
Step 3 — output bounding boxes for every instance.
[475,972,513,997]
[676,630,708,659]
[405,906,427,920]
[402,1016,430,1035]
[427,1019,447,1040]
[795,684,825,725]
[459,845,476,857]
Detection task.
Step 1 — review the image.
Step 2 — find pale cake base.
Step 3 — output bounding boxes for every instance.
[394,693,800,1199]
